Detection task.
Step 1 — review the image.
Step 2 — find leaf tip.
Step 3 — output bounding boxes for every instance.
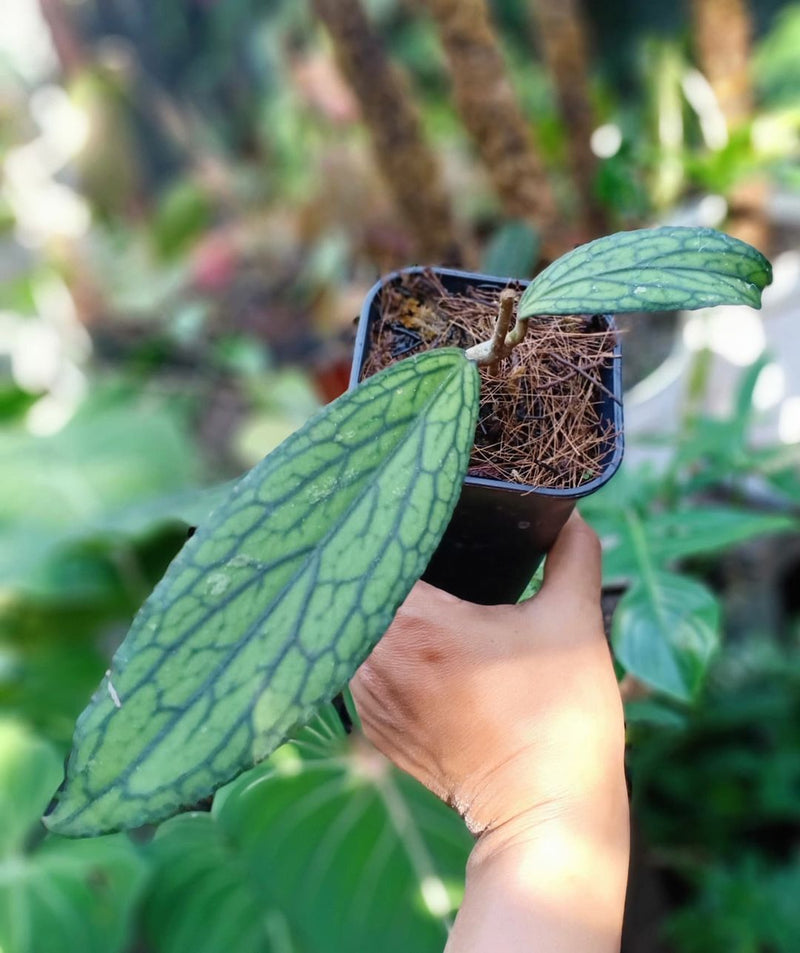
[41,790,84,838]
[41,778,121,838]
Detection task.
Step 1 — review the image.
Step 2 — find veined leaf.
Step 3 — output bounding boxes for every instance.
[0,721,147,953]
[599,505,797,583]
[612,571,721,701]
[46,349,480,837]
[0,836,149,953]
[0,720,62,856]
[143,715,471,953]
[518,227,772,317]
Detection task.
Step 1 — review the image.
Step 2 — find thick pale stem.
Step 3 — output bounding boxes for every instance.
[504,317,529,348]
[465,290,529,365]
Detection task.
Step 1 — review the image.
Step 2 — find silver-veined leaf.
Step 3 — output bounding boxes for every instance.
[46,349,480,837]
[518,227,772,317]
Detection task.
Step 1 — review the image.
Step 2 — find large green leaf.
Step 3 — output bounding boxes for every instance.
[0,721,147,953]
[612,571,721,701]
[665,852,800,953]
[0,836,149,953]
[518,227,772,317]
[0,396,200,536]
[0,720,63,856]
[46,349,480,836]
[93,480,239,537]
[480,220,541,278]
[0,394,203,599]
[599,505,796,582]
[143,711,471,953]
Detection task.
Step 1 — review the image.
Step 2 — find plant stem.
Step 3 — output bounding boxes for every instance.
[464,290,529,366]
[623,509,665,631]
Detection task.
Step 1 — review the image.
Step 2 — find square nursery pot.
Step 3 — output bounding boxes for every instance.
[350,266,624,605]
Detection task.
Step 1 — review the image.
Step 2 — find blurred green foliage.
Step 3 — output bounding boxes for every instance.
[1,0,799,948]
[143,708,471,953]
[0,720,148,953]
[754,3,800,106]
[0,389,200,598]
[582,357,800,701]
[630,639,800,951]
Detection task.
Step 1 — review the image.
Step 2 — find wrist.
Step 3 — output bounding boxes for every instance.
[466,762,630,883]
[454,726,628,838]
[461,781,630,950]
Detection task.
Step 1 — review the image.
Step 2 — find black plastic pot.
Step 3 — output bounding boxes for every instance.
[350,266,624,605]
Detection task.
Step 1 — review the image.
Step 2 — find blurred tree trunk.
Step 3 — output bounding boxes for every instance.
[422,0,565,257]
[528,0,607,238]
[690,0,769,251]
[38,0,86,79]
[690,0,753,125]
[311,0,460,264]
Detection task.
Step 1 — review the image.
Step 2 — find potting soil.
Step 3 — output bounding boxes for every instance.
[360,269,617,489]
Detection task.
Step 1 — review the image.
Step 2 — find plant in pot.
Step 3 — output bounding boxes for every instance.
[44,226,771,838]
[349,265,624,605]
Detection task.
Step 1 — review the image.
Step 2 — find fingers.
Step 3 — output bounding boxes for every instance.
[540,510,602,604]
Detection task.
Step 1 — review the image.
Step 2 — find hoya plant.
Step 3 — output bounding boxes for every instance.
[46,227,772,837]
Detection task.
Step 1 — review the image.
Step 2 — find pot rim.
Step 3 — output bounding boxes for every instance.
[350,265,625,500]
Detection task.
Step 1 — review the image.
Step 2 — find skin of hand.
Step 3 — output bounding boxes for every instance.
[350,512,629,952]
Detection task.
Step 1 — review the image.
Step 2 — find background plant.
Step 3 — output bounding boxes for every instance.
[2,0,799,950]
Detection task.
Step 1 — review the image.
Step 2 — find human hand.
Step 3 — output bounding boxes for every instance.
[350,511,626,843]
[351,511,629,951]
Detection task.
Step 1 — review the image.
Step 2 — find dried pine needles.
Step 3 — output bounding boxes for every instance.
[360,270,617,489]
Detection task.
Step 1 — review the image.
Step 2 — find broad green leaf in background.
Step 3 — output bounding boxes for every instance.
[0,837,149,953]
[0,394,203,599]
[623,697,688,729]
[143,711,472,953]
[598,505,797,582]
[96,480,239,537]
[518,227,772,317]
[0,604,122,746]
[761,445,800,506]
[480,220,541,279]
[1,396,199,533]
[753,4,800,108]
[153,180,212,259]
[46,349,480,836]
[0,720,62,856]
[612,571,721,701]
[665,851,800,953]
[0,720,147,953]
[636,507,796,568]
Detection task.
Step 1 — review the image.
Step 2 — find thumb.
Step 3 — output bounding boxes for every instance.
[540,510,602,604]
